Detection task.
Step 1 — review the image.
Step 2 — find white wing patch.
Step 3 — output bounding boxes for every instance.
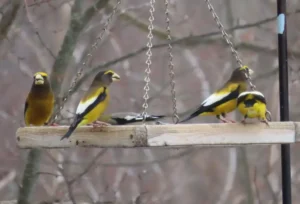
[201,92,231,107]
[238,91,264,99]
[76,96,97,114]
[124,113,159,121]
[124,115,140,121]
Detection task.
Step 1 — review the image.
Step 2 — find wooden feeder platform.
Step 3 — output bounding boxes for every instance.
[15,122,300,149]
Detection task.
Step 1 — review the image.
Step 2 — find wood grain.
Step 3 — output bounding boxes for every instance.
[16,122,298,148]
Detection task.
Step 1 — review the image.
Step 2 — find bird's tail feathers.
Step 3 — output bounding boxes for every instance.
[61,116,82,140]
[148,114,165,119]
[178,104,208,123]
[114,114,166,125]
[179,109,202,123]
[140,114,166,122]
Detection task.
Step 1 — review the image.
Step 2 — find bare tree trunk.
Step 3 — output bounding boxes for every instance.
[17,149,41,204]
[17,1,111,203]
[0,0,21,43]
[50,0,110,95]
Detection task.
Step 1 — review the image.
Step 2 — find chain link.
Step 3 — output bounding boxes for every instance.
[204,0,256,91]
[164,0,179,124]
[247,73,256,90]
[50,1,121,124]
[266,110,272,121]
[141,0,155,123]
[204,0,242,67]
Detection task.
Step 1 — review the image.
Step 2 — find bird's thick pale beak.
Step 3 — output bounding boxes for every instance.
[34,74,44,85]
[112,73,120,81]
[248,68,254,75]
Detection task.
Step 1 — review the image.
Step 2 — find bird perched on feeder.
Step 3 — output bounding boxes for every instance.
[98,112,165,125]
[24,72,55,126]
[61,70,120,140]
[180,65,253,123]
[237,90,271,125]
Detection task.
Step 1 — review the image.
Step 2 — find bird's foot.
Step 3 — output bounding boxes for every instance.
[50,123,59,126]
[225,118,236,123]
[240,119,247,125]
[92,120,111,126]
[218,114,236,123]
[261,119,269,126]
[91,121,111,131]
[155,121,169,125]
[219,118,230,123]
[45,122,59,126]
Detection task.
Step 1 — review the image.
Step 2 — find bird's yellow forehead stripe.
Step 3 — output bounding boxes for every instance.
[34,72,48,77]
[239,65,248,70]
[104,70,115,75]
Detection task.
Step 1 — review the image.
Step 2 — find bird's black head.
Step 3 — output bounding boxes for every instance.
[230,66,254,82]
[93,70,120,86]
[30,72,52,95]
[33,72,49,86]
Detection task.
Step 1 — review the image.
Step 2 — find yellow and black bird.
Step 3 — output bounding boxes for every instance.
[98,112,165,125]
[24,72,54,126]
[237,90,271,125]
[180,66,253,123]
[61,70,120,140]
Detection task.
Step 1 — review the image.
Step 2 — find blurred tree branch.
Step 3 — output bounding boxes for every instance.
[72,38,299,96]
[46,149,107,203]
[0,0,11,14]
[0,0,21,43]
[68,9,300,95]
[27,0,69,7]
[34,148,198,168]
[1,201,97,204]
[50,0,82,94]
[253,167,262,204]
[17,149,41,204]
[18,1,111,204]
[50,0,110,95]
[238,148,254,204]
[57,148,198,167]
[117,6,170,39]
[68,149,107,184]
[3,1,298,203]
[23,0,56,60]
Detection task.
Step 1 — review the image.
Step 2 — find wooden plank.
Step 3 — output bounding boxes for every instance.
[0,201,96,204]
[16,122,298,148]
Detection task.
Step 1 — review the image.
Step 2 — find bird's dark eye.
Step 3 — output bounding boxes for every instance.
[105,73,113,78]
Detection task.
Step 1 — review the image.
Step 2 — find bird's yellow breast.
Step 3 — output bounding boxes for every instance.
[25,95,54,126]
[79,88,110,126]
[238,101,266,119]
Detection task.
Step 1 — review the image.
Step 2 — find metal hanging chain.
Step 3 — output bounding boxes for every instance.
[141,0,155,123]
[164,0,179,124]
[204,0,256,91]
[244,66,256,91]
[50,1,121,124]
[204,0,242,67]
